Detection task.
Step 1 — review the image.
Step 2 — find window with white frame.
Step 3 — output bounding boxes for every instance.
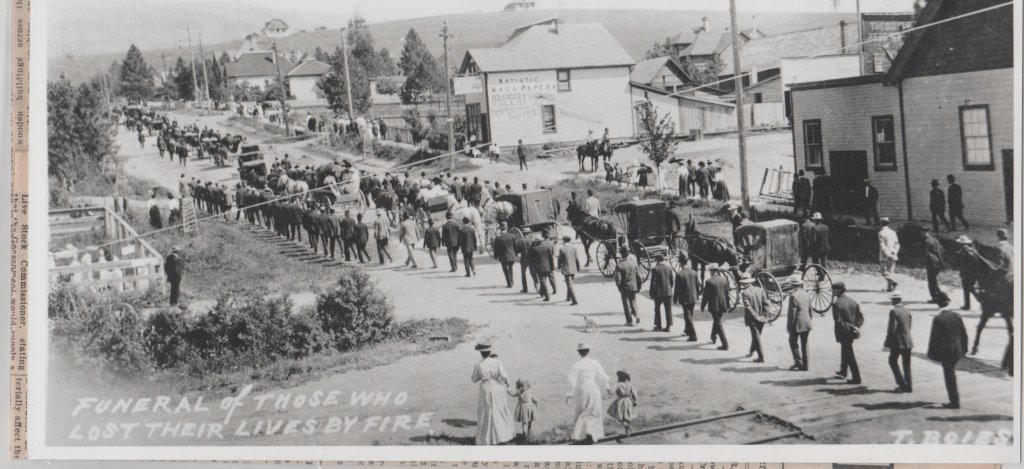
[557,69,571,92]
[872,115,897,170]
[803,120,823,168]
[959,105,993,169]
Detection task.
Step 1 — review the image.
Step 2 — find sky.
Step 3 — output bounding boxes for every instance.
[48,0,917,56]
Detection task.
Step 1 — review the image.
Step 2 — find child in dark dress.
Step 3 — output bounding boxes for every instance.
[607,370,638,437]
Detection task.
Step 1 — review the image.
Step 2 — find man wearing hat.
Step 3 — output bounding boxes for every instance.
[740,272,768,362]
[649,254,675,332]
[810,212,831,267]
[927,292,967,409]
[615,246,642,326]
[533,232,558,301]
[955,236,980,310]
[164,246,185,306]
[673,252,701,341]
[701,263,731,349]
[923,228,945,303]
[492,223,518,288]
[786,274,812,370]
[558,234,581,305]
[884,290,913,392]
[441,212,463,272]
[831,282,864,384]
[864,179,880,226]
[946,175,968,231]
[878,217,900,292]
[459,216,478,276]
[799,211,816,271]
[792,169,811,214]
[995,228,1013,269]
[812,169,832,217]
[929,179,951,232]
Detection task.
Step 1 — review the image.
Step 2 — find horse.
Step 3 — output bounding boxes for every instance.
[566,203,619,267]
[577,140,600,173]
[598,138,614,166]
[682,215,742,283]
[962,247,1014,358]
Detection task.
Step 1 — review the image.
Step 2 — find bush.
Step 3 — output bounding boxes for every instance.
[315,270,395,351]
[371,140,413,161]
[50,282,152,375]
[144,308,192,369]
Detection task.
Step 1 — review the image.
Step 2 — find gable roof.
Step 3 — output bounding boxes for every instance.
[719,23,857,73]
[630,56,695,86]
[461,22,634,73]
[287,60,331,77]
[681,30,725,57]
[264,18,288,31]
[225,52,294,79]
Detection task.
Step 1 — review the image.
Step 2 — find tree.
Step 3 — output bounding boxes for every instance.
[119,44,155,103]
[681,56,725,85]
[47,75,116,198]
[376,48,399,76]
[634,101,678,192]
[318,46,371,115]
[313,46,329,62]
[204,56,226,102]
[171,57,195,101]
[398,28,445,104]
[643,36,674,60]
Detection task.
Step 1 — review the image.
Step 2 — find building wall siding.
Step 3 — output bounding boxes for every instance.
[901,68,1013,225]
[630,87,681,134]
[289,76,322,101]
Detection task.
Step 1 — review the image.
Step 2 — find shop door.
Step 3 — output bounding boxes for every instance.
[828,151,869,215]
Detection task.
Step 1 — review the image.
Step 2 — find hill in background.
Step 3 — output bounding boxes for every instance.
[49,8,855,83]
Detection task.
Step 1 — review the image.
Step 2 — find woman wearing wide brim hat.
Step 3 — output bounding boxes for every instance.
[471,341,515,445]
[566,342,610,444]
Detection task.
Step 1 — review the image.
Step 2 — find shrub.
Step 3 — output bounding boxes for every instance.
[50,282,151,375]
[315,270,395,351]
[144,308,192,369]
[372,140,413,161]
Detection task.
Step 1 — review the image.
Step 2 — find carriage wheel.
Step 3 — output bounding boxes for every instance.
[755,272,784,323]
[509,227,524,240]
[725,268,740,308]
[631,242,652,283]
[667,254,681,273]
[802,264,834,315]
[595,240,618,278]
[485,227,498,258]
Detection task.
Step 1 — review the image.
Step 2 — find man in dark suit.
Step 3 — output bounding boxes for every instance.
[884,291,914,392]
[491,223,518,288]
[468,177,484,208]
[557,235,580,305]
[664,201,687,238]
[340,210,357,262]
[923,229,945,303]
[534,234,558,301]
[799,211,816,271]
[831,282,864,384]
[441,212,462,272]
[353,213,371,263]
[812,169,832,217]
[740,273,768,362]
[946,174,968,231]
[459,217,477,276]
[701,263,731,350]
[673,252,701,341]
[615,246,642,326]
[649,254,675,332]
[451,177,465,202]
[929,179,950,232]
[301,205,319,253]
[517,139,528,171]
[793,169,812,214]
[164,246,185,306]
[787,278,812,371]
[864,179,880,226]
[927,292,967,409]
[810,212,830,267]
[695,161,710,199]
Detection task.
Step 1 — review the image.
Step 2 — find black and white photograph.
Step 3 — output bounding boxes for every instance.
[25,0,1021,461]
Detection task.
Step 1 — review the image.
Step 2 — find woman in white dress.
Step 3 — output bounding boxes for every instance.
[471,342,515,445]
[567,342,610,444]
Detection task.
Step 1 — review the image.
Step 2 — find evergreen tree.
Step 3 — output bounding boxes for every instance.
[47,75,116,196]
[398,28,445,104]
[318,46,371,115]
[313,46,330,62]
[205,56,226,102]
[106,61,123,97]
[172,56,195,101]
[376,48,398,76]
[119,44,155,103]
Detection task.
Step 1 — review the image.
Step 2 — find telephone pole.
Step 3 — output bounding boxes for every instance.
[340,27,355,120]
[729,0,751,213]
[856,0,864,75]
[440,21,455,170]
[186,28,200,104]
[199,33,212,113]
[272,43,291,137]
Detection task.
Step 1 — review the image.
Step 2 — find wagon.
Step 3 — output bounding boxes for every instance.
[485,189,563,257]
[733,219,834,322]
[237,145,267,189]
[590,199,686,282]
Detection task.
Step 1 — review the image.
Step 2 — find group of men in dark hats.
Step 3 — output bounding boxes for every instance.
[929,174,970,232]
[791,168,833,216]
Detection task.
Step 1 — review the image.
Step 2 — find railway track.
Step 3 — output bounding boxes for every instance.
[597,409,805,445]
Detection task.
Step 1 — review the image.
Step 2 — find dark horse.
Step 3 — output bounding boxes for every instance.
[566,203,619,267]
[963,247,1014,367]
[682,215,742,282]
[577,139,613,173]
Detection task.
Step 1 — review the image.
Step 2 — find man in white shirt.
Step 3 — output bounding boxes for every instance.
[878,217,900,292]
[584,189,601,218]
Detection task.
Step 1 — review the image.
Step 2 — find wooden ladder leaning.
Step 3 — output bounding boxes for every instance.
[181,197,199,233]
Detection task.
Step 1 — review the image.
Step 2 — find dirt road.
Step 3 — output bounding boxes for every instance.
[52,112,1013,447]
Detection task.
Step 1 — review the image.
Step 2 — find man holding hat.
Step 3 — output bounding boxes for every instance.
[492,223,518,288]
[831,282,864,384]
[878,217,900,292]
[615,246,642,326]
[929,179,951,232]
[786,274,812,370]
[740,272,768,362]
[884,290,913,392]
[558,235,581,305]
[701,262,731,350]
[673,252,701,341]
[649,254,675,332]
[864,179,880,226]
[164,246,185,306]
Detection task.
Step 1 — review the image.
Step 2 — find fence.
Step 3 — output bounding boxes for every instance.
[759,165,795,203]
[49,206,165,292]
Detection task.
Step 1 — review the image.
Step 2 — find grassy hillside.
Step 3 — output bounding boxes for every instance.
[50,8,854,83]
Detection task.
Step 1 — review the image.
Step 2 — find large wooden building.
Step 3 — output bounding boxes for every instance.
[790,0,1014,226]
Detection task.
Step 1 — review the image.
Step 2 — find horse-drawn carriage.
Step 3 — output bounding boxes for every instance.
[304,161,367,213]
[485,189,563,257]
[237,144,268,189]
[583,199,687,282]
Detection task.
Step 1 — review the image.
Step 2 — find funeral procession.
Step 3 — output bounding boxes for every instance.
[39,0,1018,451]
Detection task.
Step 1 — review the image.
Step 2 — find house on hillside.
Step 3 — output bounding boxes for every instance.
[286,59,331,101]
[789,0,1014,226]
[631,56,704,94]
[234,35,271,61]
[262,18,290,38]
[457,19,635,147]
[671,17,763,73]
[224,51,295,91]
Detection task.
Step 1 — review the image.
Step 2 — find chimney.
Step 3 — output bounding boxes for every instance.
[702,16,711,32]
[839,20,847,53]
[749,66,758,86]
